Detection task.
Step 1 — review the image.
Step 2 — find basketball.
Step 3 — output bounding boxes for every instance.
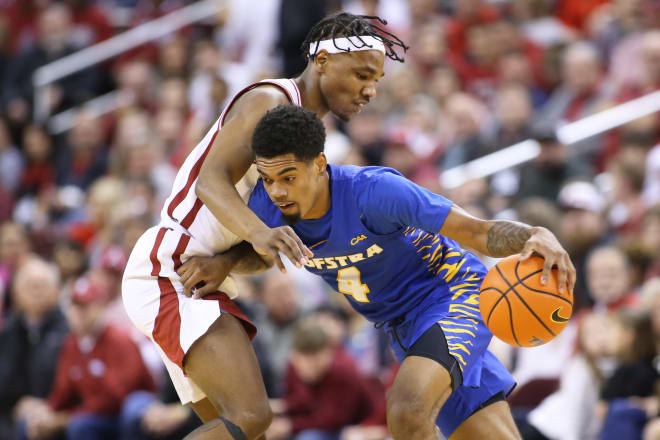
[479,254,573,347]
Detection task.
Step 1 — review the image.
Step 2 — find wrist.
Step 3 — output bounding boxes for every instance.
[216,251,240,269]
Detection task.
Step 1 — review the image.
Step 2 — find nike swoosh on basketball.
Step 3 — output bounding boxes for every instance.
[550,307,570,323]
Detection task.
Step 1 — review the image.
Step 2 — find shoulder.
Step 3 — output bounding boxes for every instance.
[224,84,292,124]
[335,165,404,190]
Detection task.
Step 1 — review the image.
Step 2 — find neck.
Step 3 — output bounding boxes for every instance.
[295,66,329,119]
[302,171,331,220]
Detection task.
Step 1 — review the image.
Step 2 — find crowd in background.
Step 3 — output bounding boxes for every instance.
[0,0,659,439]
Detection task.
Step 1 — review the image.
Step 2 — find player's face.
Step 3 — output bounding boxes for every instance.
[256,153,328,224]
[316,50,385,122]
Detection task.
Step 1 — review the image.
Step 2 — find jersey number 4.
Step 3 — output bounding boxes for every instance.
[337,267,370,303]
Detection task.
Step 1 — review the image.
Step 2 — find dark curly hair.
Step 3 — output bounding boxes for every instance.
[252,105,326,161]
[302,12,408,63]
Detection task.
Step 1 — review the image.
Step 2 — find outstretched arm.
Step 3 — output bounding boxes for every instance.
[439,205,576,293]
[195,88,311,272]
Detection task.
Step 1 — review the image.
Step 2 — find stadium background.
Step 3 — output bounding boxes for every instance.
[0,0,659,439]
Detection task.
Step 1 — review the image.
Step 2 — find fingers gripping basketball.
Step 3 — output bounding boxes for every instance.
[479,254,574,347]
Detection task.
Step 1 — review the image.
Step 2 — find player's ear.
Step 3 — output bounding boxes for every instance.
[314,153,327,174]
[314,51,329,73]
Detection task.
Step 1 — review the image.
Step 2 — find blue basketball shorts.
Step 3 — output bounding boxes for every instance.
[384,287,516,437]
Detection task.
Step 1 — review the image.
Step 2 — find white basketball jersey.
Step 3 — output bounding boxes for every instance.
[158,78,303,253]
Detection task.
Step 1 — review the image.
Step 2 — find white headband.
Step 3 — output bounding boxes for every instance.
[309,36,386,57]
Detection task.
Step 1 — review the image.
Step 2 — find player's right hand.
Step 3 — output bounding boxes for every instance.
[250,226,313,273]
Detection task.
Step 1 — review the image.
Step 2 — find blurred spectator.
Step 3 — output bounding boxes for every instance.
[17,124,55,198]
[62,0,113,48]
[598,310,658,440]
[445,0,499,60]
[277,0,327,77]
[641,277,660,440]
[410,20,448,77]
[384,95,442,181]
[323,117,352,165]
[511,0,575,48]
[2,3,102,126]
[0,117,24,193]
[346,110,387,167]
[18,275,155,440]
[641,206,660,279]
[606,150,648,237]
[514,197,562,235]
[486,84,534,152]
[557,181,610,307]
[0,222,33,294]
[114,59,155,112]
[158,35,188,78]
[520,312,616,440]
[586,245,639,310]
[214,0,279,77]
[254,270,303,397]
[497,51,548,108]
[268,318,375,440]
[51,239,87,297]
[1,0,47,55]
[589,0,646,62]
[55,111,109,190]
[535,41,605,156]
[426,66,460,110]
[439,92,489,169]
[67,176,126,255]
[119,368,201,440]
[0,258,68,439]
[515,131,592,203]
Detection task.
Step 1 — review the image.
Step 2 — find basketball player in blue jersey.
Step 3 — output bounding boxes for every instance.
[237,105,573,439]
[122,13,407,440]
[121,12,408,440]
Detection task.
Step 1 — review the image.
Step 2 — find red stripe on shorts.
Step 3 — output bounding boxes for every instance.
[172,234,191,270]
[153,276,186,368]
[180,198,204,229]
[149,227,169,276]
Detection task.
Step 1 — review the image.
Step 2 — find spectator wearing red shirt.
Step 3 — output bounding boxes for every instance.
[18,275,154,440]
[267,318,375,440]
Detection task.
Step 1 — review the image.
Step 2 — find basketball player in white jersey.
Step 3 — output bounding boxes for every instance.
[122,12,407,440]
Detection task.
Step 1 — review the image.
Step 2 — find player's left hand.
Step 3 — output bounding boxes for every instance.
[176,254,235,299]
[520,227,576,294]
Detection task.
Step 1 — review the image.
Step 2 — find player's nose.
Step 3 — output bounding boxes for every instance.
[362,83,376,100]
[270,184,287,199]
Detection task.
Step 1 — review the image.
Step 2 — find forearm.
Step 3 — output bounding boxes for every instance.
[482,220,538,258]
[223,241,273,275]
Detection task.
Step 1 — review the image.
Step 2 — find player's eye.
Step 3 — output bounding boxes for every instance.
[263,178,273,185]
[356,73,368,80]
[285,176,296,182]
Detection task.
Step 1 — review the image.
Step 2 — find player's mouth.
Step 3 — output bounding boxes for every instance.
[351,100,367,113]
[276,202,296,211]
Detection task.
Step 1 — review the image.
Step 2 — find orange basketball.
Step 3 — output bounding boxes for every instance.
[479,254,573,347]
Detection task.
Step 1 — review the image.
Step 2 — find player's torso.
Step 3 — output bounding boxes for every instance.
[158,78,302,254]
[253,165,488,322]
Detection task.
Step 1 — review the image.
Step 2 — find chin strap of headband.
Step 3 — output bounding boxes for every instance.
[309,36,386,56]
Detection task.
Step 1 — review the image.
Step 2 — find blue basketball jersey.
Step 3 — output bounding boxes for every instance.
[248,164,488,323]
